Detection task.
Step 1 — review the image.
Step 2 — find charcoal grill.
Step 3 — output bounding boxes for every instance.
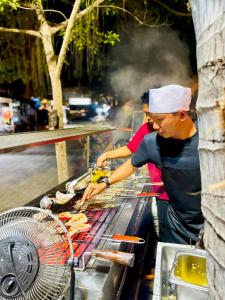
[28,171,154,299]
[48,178,144,271]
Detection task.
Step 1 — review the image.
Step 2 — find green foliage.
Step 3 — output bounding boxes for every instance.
[103,31,119,45]
[0,0,193,94]
[0,55,27,83]
[0,0,19,11]
[69,21,119,53]
[59,3,120,80]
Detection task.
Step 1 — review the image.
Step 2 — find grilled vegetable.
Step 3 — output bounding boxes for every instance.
[91,169,112,183]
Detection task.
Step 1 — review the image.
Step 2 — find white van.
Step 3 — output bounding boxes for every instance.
[68,97,92,120]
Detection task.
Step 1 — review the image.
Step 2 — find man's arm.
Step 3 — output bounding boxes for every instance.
[97,123,152,167]
[97,146,132,167]
[82,158,136,201]
[82,135,154,202]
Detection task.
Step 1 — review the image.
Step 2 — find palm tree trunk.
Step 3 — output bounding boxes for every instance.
[190,1,225,298]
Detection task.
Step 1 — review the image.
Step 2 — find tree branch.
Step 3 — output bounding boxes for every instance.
[152,0,191,17]
[44,9,67,20]
[75,0,105,20]
[0,27,41,38]
[51,0,170,36]
[14,4,34,11]
[55,0,82,78]
[51,21,68,35]
[99,5,168,27]
[55,0,105,77]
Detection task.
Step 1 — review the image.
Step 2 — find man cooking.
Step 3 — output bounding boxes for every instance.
[96,90,169,241]
[82,85,204,244]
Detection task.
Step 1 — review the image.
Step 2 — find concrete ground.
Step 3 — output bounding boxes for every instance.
[0,139,87,212]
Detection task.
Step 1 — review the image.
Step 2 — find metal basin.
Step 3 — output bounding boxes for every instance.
[153,242,209,300]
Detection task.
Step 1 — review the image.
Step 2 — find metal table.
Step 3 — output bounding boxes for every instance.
[0,125,115,154]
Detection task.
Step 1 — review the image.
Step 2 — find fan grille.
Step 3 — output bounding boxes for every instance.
[0,207,74,300]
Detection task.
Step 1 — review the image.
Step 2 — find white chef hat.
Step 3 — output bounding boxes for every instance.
[149,84,191,113]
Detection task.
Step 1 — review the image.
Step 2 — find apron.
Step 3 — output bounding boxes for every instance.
[155,130,204,244]
[161,167,204,244]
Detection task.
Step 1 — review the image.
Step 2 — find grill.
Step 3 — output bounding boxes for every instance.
[28,171,152,299]
[48,178,143,271]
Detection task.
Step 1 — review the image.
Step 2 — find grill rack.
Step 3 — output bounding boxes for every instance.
[50,180,135,270]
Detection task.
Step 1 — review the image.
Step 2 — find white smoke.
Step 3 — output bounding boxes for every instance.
[109,27,191,101]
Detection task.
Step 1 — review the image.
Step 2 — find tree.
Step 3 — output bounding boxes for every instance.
[0,0,191,182]
[0,0,191,99]
[190,1,225,299]
[0,0,106,182]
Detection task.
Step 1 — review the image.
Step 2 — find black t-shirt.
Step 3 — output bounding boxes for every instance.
[131,131,203,244]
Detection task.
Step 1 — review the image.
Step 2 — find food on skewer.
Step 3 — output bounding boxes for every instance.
[58,211,75,221]
[73,177,91,191]
[55,191,75,204]
[91,168,112,183]
[57,212,90,237]
[68,223,92,238]
[58,212,88,222]
[39,191,74,209]
[65,213,88,226]
[66,175,91,193]
[80,201,115,211]
[73,195,115,211]
[39,195,56,209]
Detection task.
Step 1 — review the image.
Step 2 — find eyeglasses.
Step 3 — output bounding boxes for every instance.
[151,118,164,126]
[144,111,151,117]
[150,112,178,126]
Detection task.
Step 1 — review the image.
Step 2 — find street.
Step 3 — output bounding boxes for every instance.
[0,139,86,212]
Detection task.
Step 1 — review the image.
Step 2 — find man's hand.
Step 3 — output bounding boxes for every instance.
[81,182,106,201]
[96,153,108,168]
[83,158,136,203]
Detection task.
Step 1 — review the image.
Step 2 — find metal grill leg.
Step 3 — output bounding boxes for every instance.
[151,197,159,237]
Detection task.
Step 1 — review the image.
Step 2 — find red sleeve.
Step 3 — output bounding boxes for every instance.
[127,123,153,153]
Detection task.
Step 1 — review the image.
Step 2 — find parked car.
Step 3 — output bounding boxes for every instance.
[68,97,93,121]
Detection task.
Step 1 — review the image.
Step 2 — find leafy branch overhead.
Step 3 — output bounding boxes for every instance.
[0,0,190,54]
[0,0,191,184]
[0,0,191,95]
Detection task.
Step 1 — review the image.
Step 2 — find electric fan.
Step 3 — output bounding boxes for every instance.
[0,207,75,300]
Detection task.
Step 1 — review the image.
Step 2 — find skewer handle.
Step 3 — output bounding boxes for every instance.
[112,234,145,244]
[136,192,160,197]
[91,249,135,266]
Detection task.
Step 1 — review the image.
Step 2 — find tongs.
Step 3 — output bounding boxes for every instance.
[136,192,160,197]
[143,182,164,186]
[117,192,160,198]
[86,233,145,244]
